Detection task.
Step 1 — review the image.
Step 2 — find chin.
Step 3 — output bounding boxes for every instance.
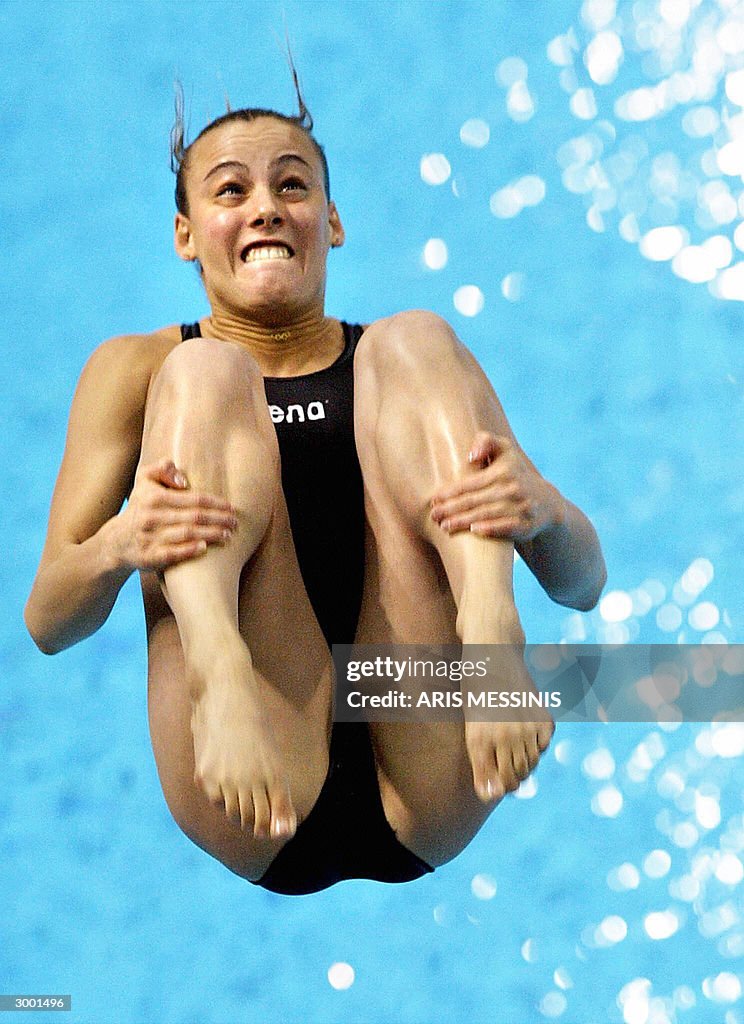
[240,292,306,321]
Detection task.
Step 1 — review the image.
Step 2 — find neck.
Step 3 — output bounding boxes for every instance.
[204,308,342,377]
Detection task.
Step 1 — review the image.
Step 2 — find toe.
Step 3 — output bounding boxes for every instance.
[537,719,555,751]
[223,787,243,827]
[511,746,530,782]
[269,783,297,839]
[495,748,520,793]
[195,769,224,808]
[472,751,502,803]
[251,786,271,838]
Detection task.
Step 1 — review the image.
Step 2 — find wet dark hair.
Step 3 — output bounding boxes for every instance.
[170,64,330,215]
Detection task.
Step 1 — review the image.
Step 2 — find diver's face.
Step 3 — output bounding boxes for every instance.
[175,117,344,319]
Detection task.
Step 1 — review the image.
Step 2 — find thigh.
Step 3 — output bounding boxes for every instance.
[144,491,334,881]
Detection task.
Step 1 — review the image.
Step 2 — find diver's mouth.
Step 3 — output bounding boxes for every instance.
[241,242,294,263]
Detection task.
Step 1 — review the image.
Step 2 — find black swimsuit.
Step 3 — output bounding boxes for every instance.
[180,321,434,895]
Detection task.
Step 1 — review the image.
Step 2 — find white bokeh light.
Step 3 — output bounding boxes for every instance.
[453,285,484,317]
[585,30,623,85]
[598,915,628,944]
[640,226,688,261]
[600,590,633,623]
[583,748,616,780]
[539,991,568,1018]
[688,602,720,631]
[656,603,683,633]
[460,118,490,148]
[712,261,744,300]
[497,56,528,87]
[571,87,598,119]
[680,558,714,595]
[643,910,681,940]
[420,153,451,186]
[725,68,744,106]
[327,962,355,990]
[703,972,742,1004]
[471,873,498,900]
[592,785,623,817]
[422,238,448,270]
[643,849,672,878]
[608,863,640,891]
[507,80,536,122]
[714,853,744,886]
[501,272,525,302]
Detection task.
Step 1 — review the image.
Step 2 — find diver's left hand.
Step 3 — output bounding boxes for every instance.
[429,431,564,541]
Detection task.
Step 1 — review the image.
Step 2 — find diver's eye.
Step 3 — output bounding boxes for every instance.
[216,182,244,197]
[278,178,308,194]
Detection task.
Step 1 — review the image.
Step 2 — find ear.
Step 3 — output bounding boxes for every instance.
[327,202,345,249]
[174,212,197,262]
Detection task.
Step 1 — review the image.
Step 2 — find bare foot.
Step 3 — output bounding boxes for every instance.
[465,718,554,803]
[188,643,297,839]
[463,648,554,803]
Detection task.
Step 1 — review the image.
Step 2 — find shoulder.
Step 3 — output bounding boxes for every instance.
[77,325,183,400]
[80,324,182,378]
[71,325,184,430]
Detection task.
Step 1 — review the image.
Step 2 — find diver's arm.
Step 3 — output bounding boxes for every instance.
[430,432,606,611]
[514,486,606,611]
[25,337,152,653]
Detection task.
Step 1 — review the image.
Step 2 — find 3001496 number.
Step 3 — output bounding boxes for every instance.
[0,995,71,1011]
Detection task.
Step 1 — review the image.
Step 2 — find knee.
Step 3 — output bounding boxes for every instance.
[155,338,263,401]
[356,310,463,380]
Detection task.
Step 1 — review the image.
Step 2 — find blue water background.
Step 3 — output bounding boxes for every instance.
[2,1,743,1022]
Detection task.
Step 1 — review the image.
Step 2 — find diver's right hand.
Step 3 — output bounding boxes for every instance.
[111,459,238,571]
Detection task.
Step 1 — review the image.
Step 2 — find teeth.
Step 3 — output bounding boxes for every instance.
[244,245,291,262]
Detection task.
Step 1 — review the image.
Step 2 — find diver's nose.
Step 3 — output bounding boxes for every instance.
[249,188,283,228]
[250,208,283,228]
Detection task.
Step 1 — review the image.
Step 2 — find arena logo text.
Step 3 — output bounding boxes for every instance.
[268,401,326,424]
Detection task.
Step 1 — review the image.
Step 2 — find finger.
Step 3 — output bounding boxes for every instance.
[180,507,239,529]
[431,463,507,505]
[151,489,237,514]
[434,502,513,531]
[251,786,272,838]
[469,517,526,538]
[431,489,500,521]
[152,540,209,567]
[171,508,239,533]
[437,514,523,537]
[146,459,189,489]
[145,508,239,539]
[158,523,234,547]
[468,433,512,466]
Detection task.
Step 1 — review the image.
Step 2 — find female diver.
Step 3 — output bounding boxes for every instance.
[25,82,606,895]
